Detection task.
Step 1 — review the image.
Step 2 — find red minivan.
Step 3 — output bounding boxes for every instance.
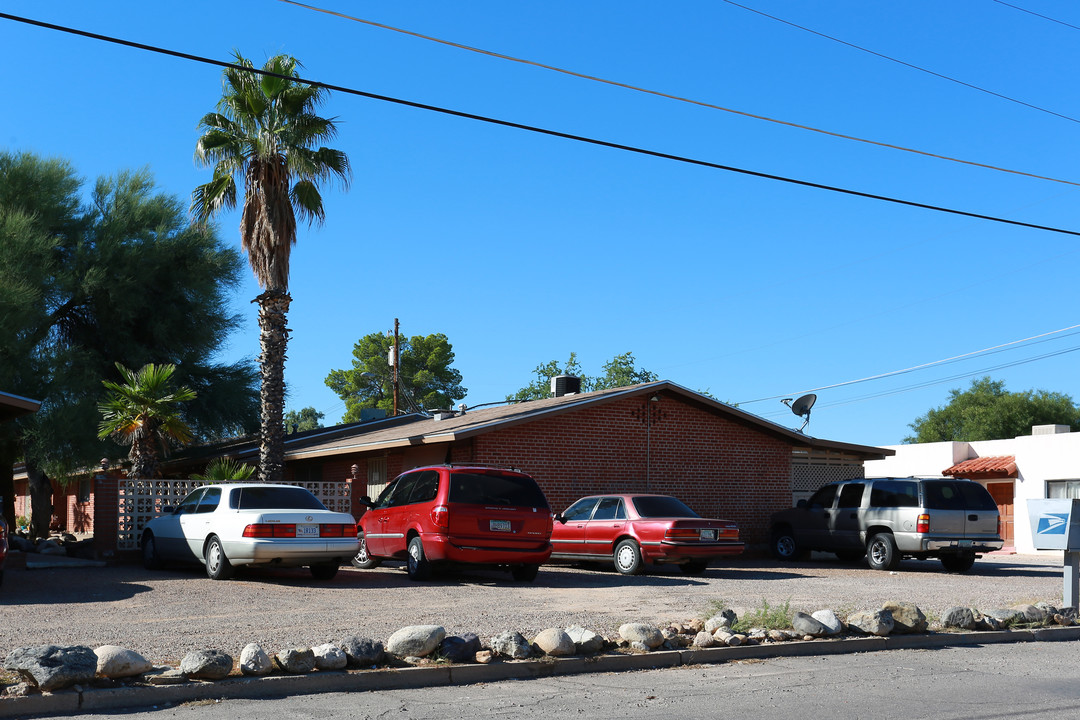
[354,465,553,582]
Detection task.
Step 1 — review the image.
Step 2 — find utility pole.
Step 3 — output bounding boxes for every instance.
[392,318,400,416]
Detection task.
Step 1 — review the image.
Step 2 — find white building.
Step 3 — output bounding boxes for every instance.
[865,425,1080,554]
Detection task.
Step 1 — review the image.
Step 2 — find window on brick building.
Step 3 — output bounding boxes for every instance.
[78,478,91,503]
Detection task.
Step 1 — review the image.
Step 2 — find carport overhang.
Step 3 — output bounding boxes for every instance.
[0,391,41,424]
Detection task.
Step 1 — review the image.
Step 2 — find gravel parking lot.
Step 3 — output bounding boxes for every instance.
[0,552,1067,665]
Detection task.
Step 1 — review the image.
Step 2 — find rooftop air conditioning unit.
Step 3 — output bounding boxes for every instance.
[550,375,582,397]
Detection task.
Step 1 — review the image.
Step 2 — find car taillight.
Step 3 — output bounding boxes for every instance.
[243,524,296,538]
[318,523,356,538]
[916,514,930,533]
[430,505,449,529]
[665,528,701,540]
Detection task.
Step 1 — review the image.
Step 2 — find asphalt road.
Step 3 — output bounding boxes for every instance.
[47,640,1080,720]
[0,552,1069,667]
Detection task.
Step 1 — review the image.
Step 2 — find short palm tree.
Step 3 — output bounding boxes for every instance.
[192,457,256,484]
[98,363,196,480]
[191,52,350,483]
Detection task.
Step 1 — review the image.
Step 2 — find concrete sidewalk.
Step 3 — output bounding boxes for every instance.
[4,626,1079,719]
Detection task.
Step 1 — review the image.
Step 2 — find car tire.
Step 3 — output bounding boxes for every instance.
[511,563,540,582]
[310,563,340,581]
[770,527,806,561]
[834,550,865,563]
[406,536,432,581]
[351,534,382,569]
[204,535,234,580]
[866,533,900,571]
[141,532,161,571]
[679,560,709,575]
[940,551,976,573]
[613,539,644,575]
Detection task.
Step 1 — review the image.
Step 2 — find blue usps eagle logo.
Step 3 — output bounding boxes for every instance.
[1037,513,1070,535]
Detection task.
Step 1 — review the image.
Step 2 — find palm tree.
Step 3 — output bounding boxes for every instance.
[192,457,256,484]
[191,52,350,483]
[98,363,196,479]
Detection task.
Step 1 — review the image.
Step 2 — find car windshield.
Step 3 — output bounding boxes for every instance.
[448,472,548,508]
[229,486,327,511]
[631,496,699,518]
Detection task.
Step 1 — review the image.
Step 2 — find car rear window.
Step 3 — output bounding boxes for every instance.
[869,480,919,508]
[229,486,327,511]
[924,480,997,511]
[448,472,549,508]
[631,496,699,518]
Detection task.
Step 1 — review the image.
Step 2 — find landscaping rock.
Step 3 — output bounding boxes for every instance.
[629,641,651,653]
[883,601,927,634]
[984,608,1022,625]
[179,649,233,680]
[340,636,385,667]
[275,646,315,674]
[94,645,151,678]
[439,634,482,663]
[566,626,604,655]
[475,650,493,664]
[619,623,664,649]
[4,645,98,691]
[239,644,272,676]
[686,618,705,633]
[387,625,445,658]
[811,609,844,635]
[1012,604,1046,623]
[3,682,33,697]
[312,643,348,671]
[144,666,186,685]
[693,631,716,647]
[533,628,575,657]
[846,609,894,636]
[792,612,830,637]
[491,631,532,659]
[941,607,977,630]
[704,610,737,633]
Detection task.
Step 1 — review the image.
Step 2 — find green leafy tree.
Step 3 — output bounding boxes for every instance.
[507,351,657,402]
[192,457,256,483]
[0,151,258,534]
[906,376,1080,443]
[284,406,325,432]
[98,363,196,480]
[326,332,466,420]
[192,52,351,484]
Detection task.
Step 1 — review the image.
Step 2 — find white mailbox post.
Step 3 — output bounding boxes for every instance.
[1027,499,1080,609]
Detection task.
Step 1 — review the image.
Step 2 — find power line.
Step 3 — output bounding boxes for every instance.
[740,322,1080,405]
[723,0,1080,125]
[992,1,1080,32]
[4,12,1080,238]
[277,0,1080,189]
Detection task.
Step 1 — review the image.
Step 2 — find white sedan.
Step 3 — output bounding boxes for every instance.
[141,483,359,580]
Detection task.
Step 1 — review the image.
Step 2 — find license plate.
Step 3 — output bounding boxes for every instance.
[296,524,319,538]
[700,529,717,541]
[489,519,511,532]
[959,539,973,547]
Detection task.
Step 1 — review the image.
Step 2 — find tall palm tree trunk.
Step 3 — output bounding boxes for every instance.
[256,289,291,482]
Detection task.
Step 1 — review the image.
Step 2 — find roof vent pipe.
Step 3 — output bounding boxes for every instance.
[550,375,582,397]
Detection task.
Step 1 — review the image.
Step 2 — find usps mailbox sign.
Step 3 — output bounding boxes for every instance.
[1028,499,1080,550]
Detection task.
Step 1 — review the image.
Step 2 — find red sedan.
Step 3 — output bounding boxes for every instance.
[550,494,744,575]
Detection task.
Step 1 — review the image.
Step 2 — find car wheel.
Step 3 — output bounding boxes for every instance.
[940,551,976,573]
[204,535,234,580]
[834,550,865,563]
[866,533,900,571]
[679,560,709,575]
[511,563,540,582]
[613,539,643,575]
[351,534,382,569]
[406,536,432,581]
[770,527,806,561]
[310,563,340,581]
[141,532,161,571]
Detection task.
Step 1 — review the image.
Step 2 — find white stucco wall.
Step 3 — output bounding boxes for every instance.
[866,428,1080,554]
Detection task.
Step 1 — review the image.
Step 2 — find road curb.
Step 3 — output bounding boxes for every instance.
[3,628,1078,718]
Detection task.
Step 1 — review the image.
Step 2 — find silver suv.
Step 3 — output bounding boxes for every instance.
[769,477,1003,572]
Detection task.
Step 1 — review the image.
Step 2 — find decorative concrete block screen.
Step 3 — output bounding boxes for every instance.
[117,479,352,551]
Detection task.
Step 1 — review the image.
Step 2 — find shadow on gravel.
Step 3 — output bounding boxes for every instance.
[2,568,153,606]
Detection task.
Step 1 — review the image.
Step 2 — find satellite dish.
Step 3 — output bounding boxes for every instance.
[781,393,817,433]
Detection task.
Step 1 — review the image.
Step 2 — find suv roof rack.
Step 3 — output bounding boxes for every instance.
[442,462,522,472]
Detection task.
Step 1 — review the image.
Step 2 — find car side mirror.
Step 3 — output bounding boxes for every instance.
[162,506,176,515]
[359,495,374,509]
[796,499,808,509]
[553,513,565,524]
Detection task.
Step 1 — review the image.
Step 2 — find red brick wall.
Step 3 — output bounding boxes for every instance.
[462,394,791,544]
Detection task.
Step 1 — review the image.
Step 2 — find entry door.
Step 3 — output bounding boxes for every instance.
[986,482,1014,546]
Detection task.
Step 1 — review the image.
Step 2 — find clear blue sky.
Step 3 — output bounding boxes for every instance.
[3,1,1078,447]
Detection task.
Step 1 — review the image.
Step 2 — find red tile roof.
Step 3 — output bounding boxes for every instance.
[942,455,1017,479]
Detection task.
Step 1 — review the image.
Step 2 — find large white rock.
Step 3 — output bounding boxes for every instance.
[386,625,445,658]
[312,643,348,670]
[619,623,664,649]
[239,644,272,676]
[532,629,575,657]
[94,645,151,678]
[565,626,604,655]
